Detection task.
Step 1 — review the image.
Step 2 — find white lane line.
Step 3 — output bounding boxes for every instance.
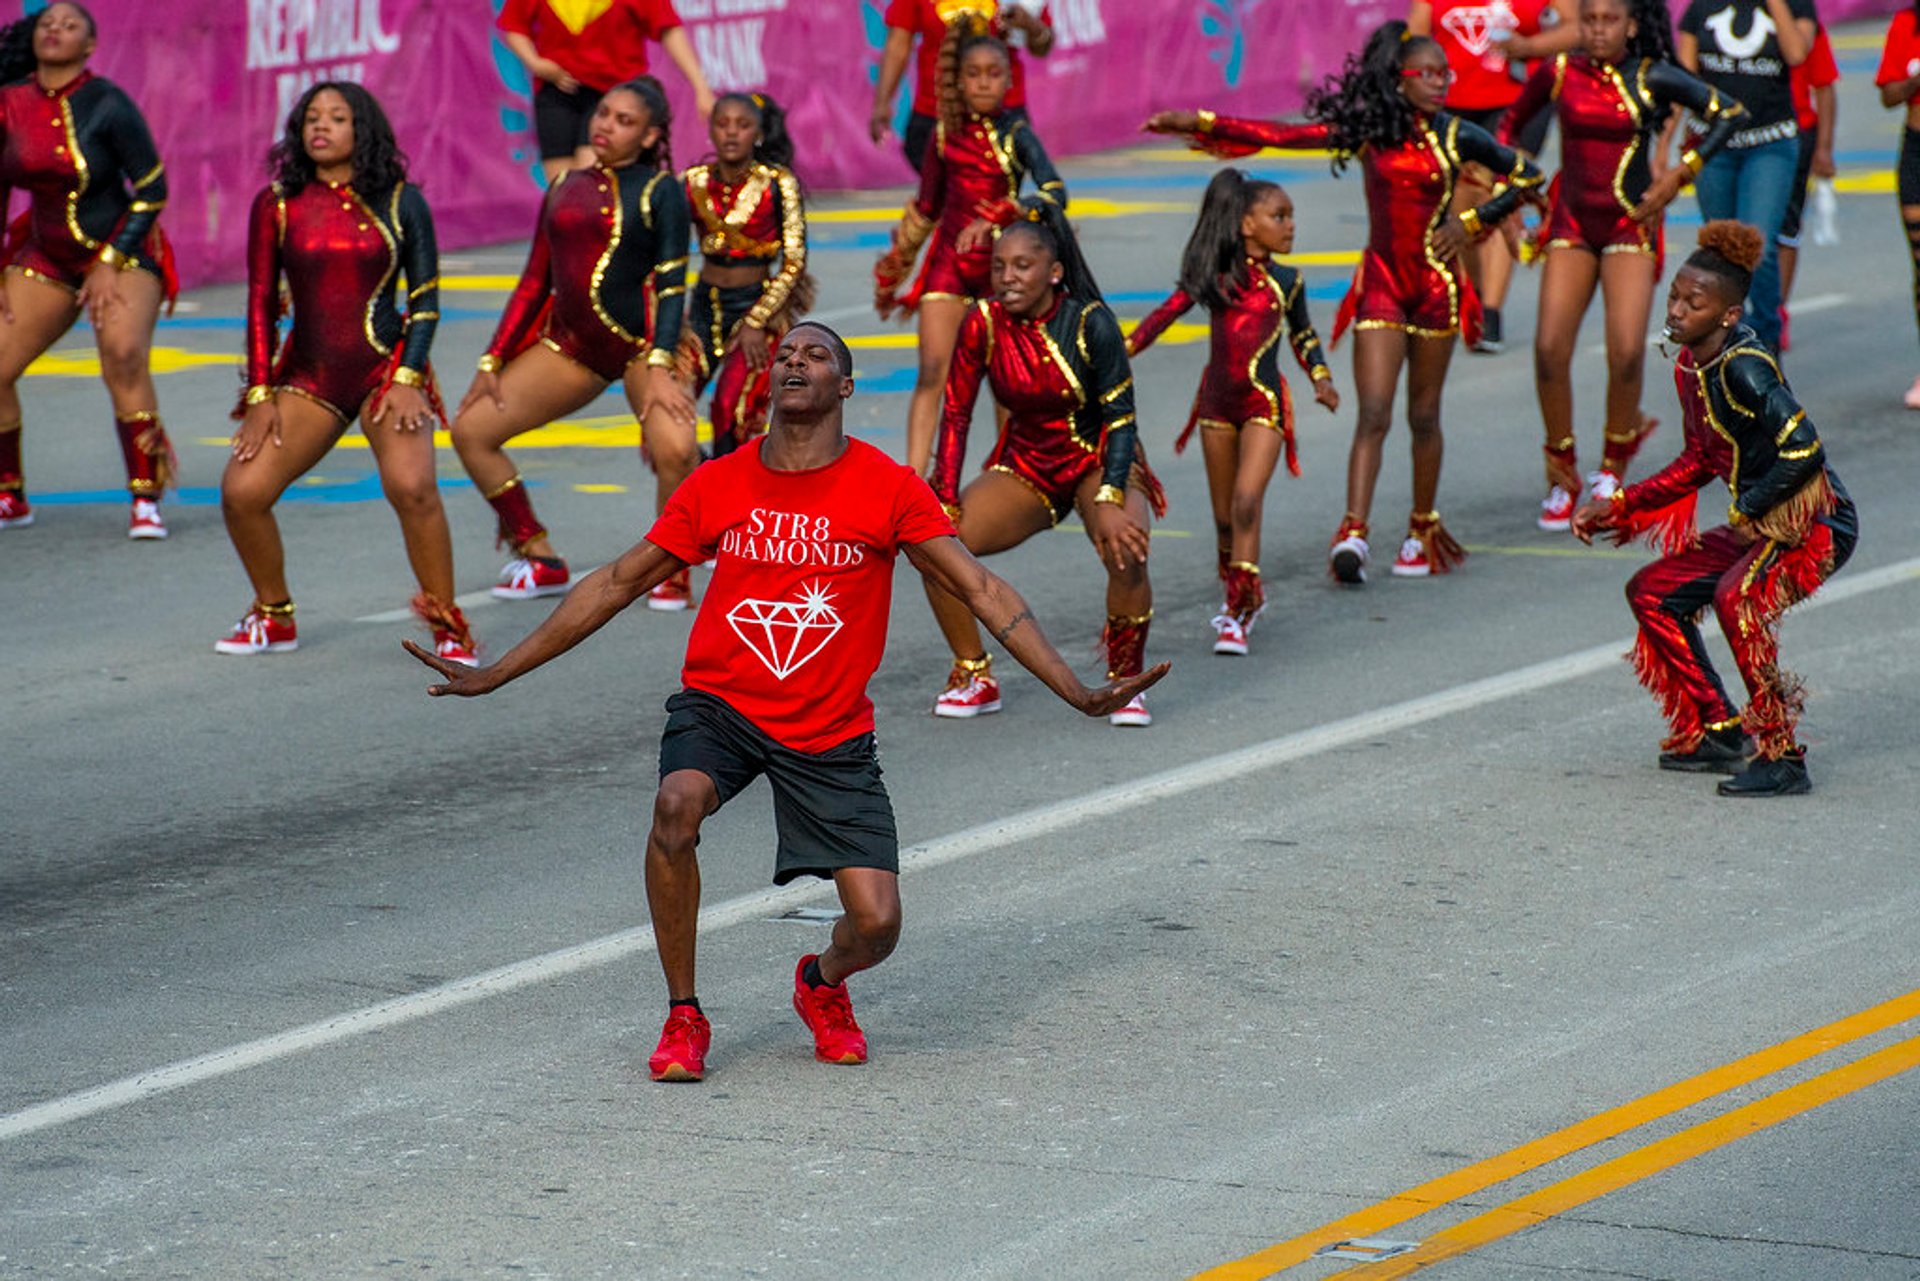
[355,567,607,623]
[6,555,1914,1143]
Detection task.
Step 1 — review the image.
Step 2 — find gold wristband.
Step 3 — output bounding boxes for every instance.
[941,502,962,523]
[646,347,678,370]
[1093,484,1126,508]
[97,246,130,271]
[389,367,425,388]
[476,354,503,374]
[243,384,274,406]
[1195,109,1216,135]
[1727,504,1749,527]
[1681,148,1704,178]
[1458,207,1483,238]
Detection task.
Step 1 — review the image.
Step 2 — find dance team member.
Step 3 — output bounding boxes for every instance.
[406,322,1167,1081]
[452,77,694,605]
[0,3,175,537]
[1775,21,1838,351]
[218,84,474,664]
[1876,1,1920,406]
[926,203,1162,726]
[1127,169,1339,655]
[1572,222,1855,797]
[874,27,1067,473]
[867,0,1053,174]
[1146,21,1543,583]
[1500,0,1744,530]
[676,91,811,467]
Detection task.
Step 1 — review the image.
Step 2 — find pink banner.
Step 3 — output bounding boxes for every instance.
[43,0,1907,288]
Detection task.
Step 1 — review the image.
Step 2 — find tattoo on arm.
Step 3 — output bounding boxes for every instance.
[992,608,1034,645]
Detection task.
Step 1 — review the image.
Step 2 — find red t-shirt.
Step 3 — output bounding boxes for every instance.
[645,437,956,753]
[1428,0,1543,112]
[1790,26,1839,130]
[885,0,1047,117]
[497,0,682,94]
[1877,11,1920,91]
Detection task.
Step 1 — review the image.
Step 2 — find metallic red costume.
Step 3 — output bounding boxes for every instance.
[1127,258,1330,474]
[242,180,441,423]
[875,111,1065,312]
[933,292,1162,680]
[1500,54,1744,261]
[1184,112,1542,345]
[483,161,690,382]
[1609,327,1855,761]
[678,160,810,452]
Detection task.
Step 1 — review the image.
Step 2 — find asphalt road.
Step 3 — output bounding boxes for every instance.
[4,25,1919,1280]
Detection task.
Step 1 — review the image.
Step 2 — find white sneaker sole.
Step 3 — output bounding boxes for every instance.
[213,639,298,655]
[932,700,1001,719]
[646,595,692,612]
[1213,636,1248,656]
[0,514,33,529]
[1536,514,1571,532]
[1108,710,1152,727]
[1390,561,1432,578]
[490,582,570,600]
[129,525,168,540]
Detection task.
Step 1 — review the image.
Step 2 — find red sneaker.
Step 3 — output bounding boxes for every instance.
[491,555,570,600]
[648,1006,711,1082]
[213,604,297,655]
[792,954,867,1065]
[0,489,32,529]
[933,659,1001,718]
[435,635,479,668]
[1537,485,1574,532]
[647,568,694,612]
[128,497,167,540]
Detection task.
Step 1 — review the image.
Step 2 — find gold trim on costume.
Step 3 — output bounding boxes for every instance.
[482,473,526,501]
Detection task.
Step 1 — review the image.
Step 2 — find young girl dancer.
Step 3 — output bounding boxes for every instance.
[1571,222,1855,797]
[926,202,1163,727]
[0,3,176,537]
[1127,170,1339,655]
[873,26,1067,473]
[1146,20,1542,583]
[677,91,812,465]
[1502,0,1745,529]
[451,76,693,607]
[218,83,474,664]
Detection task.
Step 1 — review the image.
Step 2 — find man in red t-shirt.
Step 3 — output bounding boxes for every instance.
[408,322,1165,1082]
[869,0,1054,173]
[497,0,715,183]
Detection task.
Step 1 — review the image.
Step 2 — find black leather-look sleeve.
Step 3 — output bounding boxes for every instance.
[395,185,439,374]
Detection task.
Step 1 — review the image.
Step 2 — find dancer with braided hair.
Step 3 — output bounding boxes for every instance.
[1876,0,1920,407]
[1146,20,1543,583]
[1503,0,1745,530]
[217,83,475,665]
[0,3,177,537]
[678,92,812,472]
[874,26,1067,474]
[1127,169,1338,655]
[1571,222,1855,797]
[451,77,695,608]
[925,202,1163,726]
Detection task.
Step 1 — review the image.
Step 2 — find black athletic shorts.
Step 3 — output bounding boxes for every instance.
[535,81,606,160]
[657,689,899,885]
[1900,128,1920,208]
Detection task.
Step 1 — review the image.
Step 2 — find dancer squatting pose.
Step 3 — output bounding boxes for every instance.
[406,322,1167,1081]
[1128,169,1339,656]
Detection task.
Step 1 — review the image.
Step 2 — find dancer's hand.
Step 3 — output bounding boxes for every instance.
[530,57,578,93]
[735,324,771,371]
[459,368,505,418]
[402,639,504,697]
[1312,375,1340,413]
[1569,500,1613,545]
[644,369,699,428]
[1141,110,1200,135]
[1728,516,1760,545]
[869,102,893,144]
[1087,500,1152,572]
[955,216,997,254]
[1070,661,1171,718]
[370,382,433,433]
[77,260,125,330]
[230,399,283,463]
[1430,214,1471,258]
[1630,169,1689,223]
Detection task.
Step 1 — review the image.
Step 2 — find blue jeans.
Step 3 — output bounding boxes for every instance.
[1693,136,1800,350]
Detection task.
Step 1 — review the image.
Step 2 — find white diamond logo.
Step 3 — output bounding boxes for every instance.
[725,580,845,680]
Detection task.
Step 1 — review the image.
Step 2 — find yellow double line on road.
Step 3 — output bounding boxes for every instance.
[1198,986,1920,1278]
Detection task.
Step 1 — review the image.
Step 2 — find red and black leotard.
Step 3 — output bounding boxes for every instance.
[1500,54,1744,259]
[0,69,173,297]
[483,161,690,381]
[1127,258,1330,474]
[879,111,1066,310]
[1182,112,1542,344]
[932,293,1162,523]
[242,180,441,422]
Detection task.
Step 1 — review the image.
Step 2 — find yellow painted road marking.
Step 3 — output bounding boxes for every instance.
[1831,31,1887,49]
[1328,1033,1920,1278]
[440,274,523,291]
[1461,542,1642,560]
[1194,985,1920,1279]
[573,482,629,493]
[29,346,237,376]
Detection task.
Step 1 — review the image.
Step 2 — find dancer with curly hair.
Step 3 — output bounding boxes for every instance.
[0,3,177,537]
[1146,20,1542,583]
[1127,169,1338,654]
[1572,221,1855,797]
[1502,0,1745,530]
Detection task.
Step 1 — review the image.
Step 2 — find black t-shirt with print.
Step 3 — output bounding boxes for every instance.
[1681,0,1818,144]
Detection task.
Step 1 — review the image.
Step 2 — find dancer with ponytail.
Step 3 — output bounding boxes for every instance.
[217,83,475,664]
[1572,222,1855,797]
[1128,170,1338,655]
[1876,0,1920,406]
[677,91,812,471]
[925,201,1163,726]
[874,27,1067,473]
[452,77,694,607]
[0,3,177,537]
[1502,0,1745,530]
[1146,22,1541,584]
